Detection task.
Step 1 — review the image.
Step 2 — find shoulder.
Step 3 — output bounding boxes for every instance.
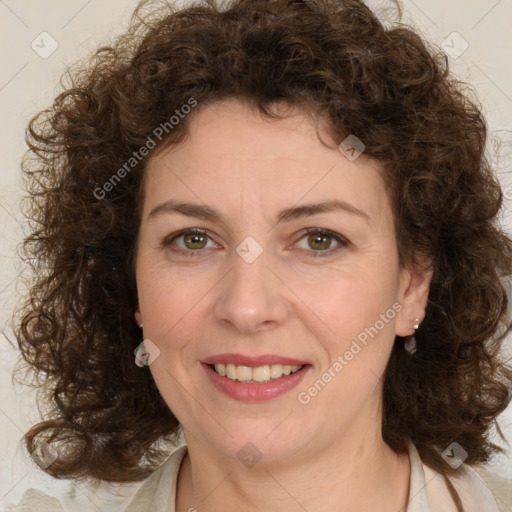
[1,445,188,512]
[472,465,512,512]
[0,489,64,512]
[422,459,510,512]
[124,444,188,511]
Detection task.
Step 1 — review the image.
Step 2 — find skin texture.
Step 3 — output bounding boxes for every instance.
[16,0,512,492]
[134,98,432,511]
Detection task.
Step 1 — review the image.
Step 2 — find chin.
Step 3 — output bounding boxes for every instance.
[194,417,312,465]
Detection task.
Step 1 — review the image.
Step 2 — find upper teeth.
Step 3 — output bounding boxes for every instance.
[214,363,303,382]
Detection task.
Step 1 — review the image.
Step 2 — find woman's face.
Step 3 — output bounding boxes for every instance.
[135,99,430,464]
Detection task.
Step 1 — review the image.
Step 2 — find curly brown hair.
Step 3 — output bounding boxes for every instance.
[11,0,512,498]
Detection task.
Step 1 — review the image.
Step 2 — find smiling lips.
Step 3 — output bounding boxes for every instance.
[202,353,311,401]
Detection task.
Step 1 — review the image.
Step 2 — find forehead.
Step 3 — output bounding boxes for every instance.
[143,99,391,228]
[161,99,342,166]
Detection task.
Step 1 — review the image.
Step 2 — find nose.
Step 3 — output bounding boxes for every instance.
[214,245,290,334]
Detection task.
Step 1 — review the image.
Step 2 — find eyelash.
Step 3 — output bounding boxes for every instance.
[162,227,350,258]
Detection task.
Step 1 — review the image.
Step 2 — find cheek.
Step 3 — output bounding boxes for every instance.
[310,267,401,344]
[306,278,399,418]
[305,276,401,410]
[136,255,214,345]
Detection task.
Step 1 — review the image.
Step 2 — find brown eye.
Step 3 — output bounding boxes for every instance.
[182,231,208,249]
[295,228,349,257]
[307,232,332,251]
[163,228,215,256]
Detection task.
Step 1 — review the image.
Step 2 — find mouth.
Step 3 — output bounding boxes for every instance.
[201,354,311,401]
[208,363,305,383]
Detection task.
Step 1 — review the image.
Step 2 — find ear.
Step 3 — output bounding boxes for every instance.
[134,309,142,327]
[395,260,433,337]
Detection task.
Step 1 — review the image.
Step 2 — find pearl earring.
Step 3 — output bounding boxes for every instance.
[404,318,421,355]
[135,322,144,367]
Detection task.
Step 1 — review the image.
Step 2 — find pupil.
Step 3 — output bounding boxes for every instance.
[311,233,329,250]
[186,233,205,248]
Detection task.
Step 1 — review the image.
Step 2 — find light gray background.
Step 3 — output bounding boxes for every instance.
[1,0,511,508]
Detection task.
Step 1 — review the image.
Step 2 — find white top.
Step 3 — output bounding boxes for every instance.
[2,441,511,511]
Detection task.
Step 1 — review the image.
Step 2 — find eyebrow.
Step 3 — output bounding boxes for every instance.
[148,199,371,225]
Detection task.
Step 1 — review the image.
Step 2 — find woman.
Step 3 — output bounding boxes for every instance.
[5,0,512,510]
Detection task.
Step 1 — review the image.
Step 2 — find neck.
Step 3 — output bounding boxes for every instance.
[176,425,411,512]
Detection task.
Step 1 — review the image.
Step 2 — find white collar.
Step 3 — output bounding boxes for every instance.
[124,441,503,512]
